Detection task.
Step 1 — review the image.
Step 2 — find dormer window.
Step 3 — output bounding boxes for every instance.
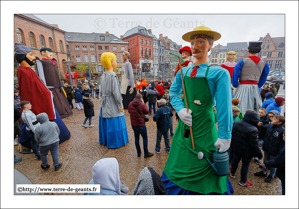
[100,36,105,41]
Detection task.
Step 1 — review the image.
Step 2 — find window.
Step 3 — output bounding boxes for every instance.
[140,39,143,45]
[115,55,118,62]
[16,28,25,45]
[98,46,102,51]
[90,46,94,51]
[149,41,151,46]
[128,48,130,53]
[121,46,125,51]
[59,40,64,52]
[100,36,105,41]
[267,45,270,49]
[121,56,123,62]
[29,32,37,48]
[91,55,96,62]
[279,43,284,48]
[75,45,80,51]
[83,46,87,51]
[141,48,143,56]
[268,60,272,68]
[99,54,102,62]
[67,54,71,61]
[278,51,284,57]
[66,45,69,50]
[76,55,81,62]
[105,46,109,51]
[275,60,282,68]
[149,49,151,57]
[84,54,89,62]
[241,52,244,56]
[40,35,46,47]
[145,48,147,56]
[48,38,54,51]
[237,53,239,57]
[113,46,117,51]
[267,52,272,58]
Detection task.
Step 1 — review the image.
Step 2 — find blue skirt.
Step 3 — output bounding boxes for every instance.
[99,112,129,149]
[18,108,71,149]
[161,171,234,195]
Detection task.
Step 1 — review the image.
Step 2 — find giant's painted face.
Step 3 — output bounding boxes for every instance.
[190,37,211,60]
[181,51,191,59]
[112,59,117,70]
[41,50,53,59]
[25,52,36,66]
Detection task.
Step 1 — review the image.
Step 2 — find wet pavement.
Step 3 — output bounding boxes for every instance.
[14,98,282,195]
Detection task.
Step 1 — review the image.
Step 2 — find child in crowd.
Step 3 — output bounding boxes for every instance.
[261,92,274,109]
[153,99,173,154]
[255,115,285,183]
[147,86,159,115]
[20,101,40,160]
[163,89,174,136]
[230,110,263,187]
[82,93,95,128]
[14,90,21,109]
[35,113,62,171]
[74,88,84,110]
[262,131,285,195]
[232,98,243,120]
[254,108,270,165]
[232,106,241,122]
[267,110,280,124]
[266,97,285,114]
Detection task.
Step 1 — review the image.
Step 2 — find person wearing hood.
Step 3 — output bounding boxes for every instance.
[128,94,154,158]
[82,93,95,128]
[261,92,275,109]
[133,167,167,195]
[84,158,128,195]
[35,112,62,171]
[266,97,285,114]
[74,88,84,110]
[229,110,263,187]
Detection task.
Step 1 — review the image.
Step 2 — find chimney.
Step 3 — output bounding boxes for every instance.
[92,32,95,34]
[120,35,124,39]
[106,31,109,35]
[159,34,163,39]
[148,29,152,34]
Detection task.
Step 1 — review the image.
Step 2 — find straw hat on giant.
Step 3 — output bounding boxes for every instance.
[182,26,221,42]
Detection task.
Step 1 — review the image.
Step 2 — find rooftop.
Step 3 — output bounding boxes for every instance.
[65,32,127,43]
[123,26,155,39]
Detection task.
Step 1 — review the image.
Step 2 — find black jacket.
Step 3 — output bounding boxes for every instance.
[83,99,95,118]
[261,124,285,157]
[230,110,263,159]
[64,86,73,101]
[258,115,269,139]
[264,145,285,182]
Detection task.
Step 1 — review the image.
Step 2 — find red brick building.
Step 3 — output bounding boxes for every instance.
[122,26,153,72]
[258,33,285,71]
[14,14,68,71]
[65,31,128,73]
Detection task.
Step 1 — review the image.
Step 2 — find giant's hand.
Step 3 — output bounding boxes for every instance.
[129,87,134,94]
[178,108,192,126]
[214,138,231,153]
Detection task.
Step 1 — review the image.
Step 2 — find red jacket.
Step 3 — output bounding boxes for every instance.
[128,98,149,127]
[155,85,164,96]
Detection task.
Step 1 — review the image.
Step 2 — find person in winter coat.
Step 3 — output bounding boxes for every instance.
[128,94,154,158]
[270,84,277,99]
[77,80,83,94]
[84,158,127,195]
[232,106,241,122]
[35,113,62,171]
[82,93,95,128]
[82,85,92,97]
[254,115,285,183]
[230,110,263,187]
[133,167,167,195]
[261,92,275,109]
[266,97,285,114]
[155,81,164,100]
[140,85,148,104]
[74,88,84,110]
[153,99,173,154]
[260,83,270,102]
[163,89,174,136]
[262,131,285,195]
[275,81,280,93]
[64,83,73,109]
[147,86,159,114]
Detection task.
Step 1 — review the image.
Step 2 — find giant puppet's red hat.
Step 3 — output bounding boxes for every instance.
[179,46,192,55]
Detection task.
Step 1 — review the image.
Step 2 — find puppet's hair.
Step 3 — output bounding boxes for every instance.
[101,52,116,68]
[226,51,237,62]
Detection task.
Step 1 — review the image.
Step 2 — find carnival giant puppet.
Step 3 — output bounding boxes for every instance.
[161,26,234,195]
[120,51,136,109]
[174,46,192,77]
[221,51,237,81]
[36,47,73,119]
[15,44,70,149]
[232,42,270,114]
[99,52,129,148]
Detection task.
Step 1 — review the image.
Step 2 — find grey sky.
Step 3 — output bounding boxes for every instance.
[35,14,284,47]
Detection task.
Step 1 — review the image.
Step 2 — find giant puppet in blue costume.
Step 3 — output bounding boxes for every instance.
[161,26,234,195]
[15,44,70,150]
[232,41,270,114]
